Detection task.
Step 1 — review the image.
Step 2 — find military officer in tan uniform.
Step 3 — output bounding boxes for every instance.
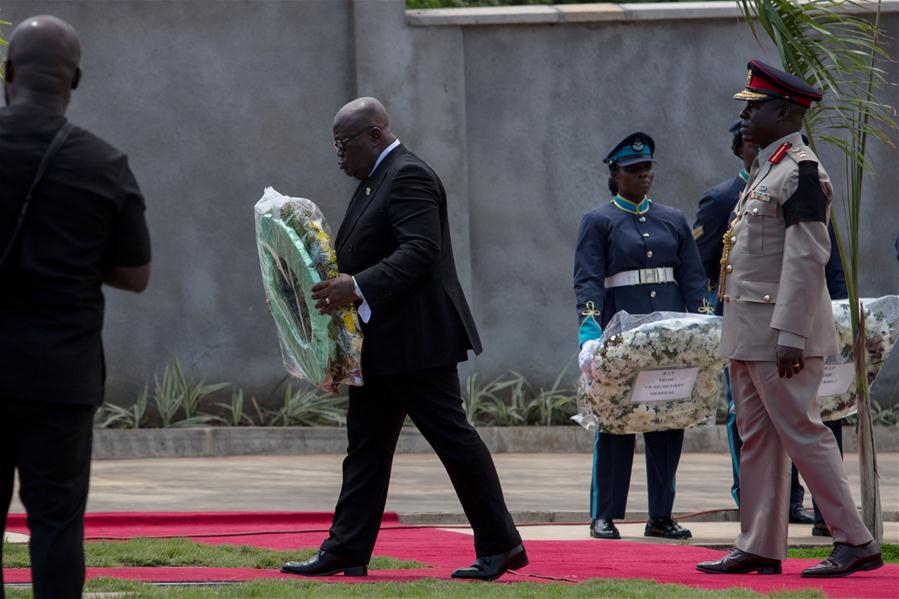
[697,60,882,578]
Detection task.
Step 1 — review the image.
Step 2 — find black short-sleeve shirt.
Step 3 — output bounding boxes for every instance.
[0,104,151,406]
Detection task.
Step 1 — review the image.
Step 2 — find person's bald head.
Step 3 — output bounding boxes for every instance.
[332,97,397,181]
[4,15,82,111]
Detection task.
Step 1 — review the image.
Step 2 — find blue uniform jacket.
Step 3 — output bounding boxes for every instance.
[693,174,847,310]
[693,175,744,288]
[574,200,707,345]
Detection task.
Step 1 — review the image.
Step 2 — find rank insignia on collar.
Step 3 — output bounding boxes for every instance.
[364,187,371,196]
[768,142,792,164]
[692,226,704,240]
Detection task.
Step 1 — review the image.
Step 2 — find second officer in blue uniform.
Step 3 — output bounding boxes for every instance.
[574,132,707,540]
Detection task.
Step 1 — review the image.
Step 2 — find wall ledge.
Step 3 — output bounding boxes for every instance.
[407,1,899,27]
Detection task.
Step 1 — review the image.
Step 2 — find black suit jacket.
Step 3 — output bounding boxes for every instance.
[334,145,481,376]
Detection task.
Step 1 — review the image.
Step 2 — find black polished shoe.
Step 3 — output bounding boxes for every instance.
[811,522,831,537]
[697,549,782,575]
[801,541,883,578]
[281,550,367,576]
[451,543,528,581]
[590,518,620,539]
[789,504,815,524]
[645,517,692,539]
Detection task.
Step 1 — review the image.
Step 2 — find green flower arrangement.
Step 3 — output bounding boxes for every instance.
[255,188,363,392]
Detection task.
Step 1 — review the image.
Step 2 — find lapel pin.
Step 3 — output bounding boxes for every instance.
[364,187,371,196]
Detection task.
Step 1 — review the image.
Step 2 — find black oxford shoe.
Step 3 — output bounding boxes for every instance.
[451,544,528,581]
[811,522,831,537]
[590,518,620,539]
[697,549,782,575]
[789,504,815,525]
[281,550,367,576]
[645,517,692,539]
[801,541,883,578]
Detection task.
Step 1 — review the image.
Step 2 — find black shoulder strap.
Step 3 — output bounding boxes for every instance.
[0,121,75,268]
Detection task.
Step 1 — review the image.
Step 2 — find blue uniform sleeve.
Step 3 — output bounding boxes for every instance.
[574,212,606,346]
[674,213,708,314]
[692,190,724,285]
[825,222,848,300]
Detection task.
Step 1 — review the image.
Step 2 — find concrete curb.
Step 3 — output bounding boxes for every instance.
[91,425,899,460]
[407,0,899,27]
[399,509,899,525]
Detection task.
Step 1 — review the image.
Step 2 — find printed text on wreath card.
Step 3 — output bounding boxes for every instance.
[817,362,855,397]
[631,368,700,403]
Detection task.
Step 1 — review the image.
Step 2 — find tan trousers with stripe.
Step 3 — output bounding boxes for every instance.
[730,358,873,559]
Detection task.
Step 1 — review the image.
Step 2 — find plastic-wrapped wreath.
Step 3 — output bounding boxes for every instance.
[820,296,899,421]
[576,312,726,435]
[255,187,363,392]
[577,297,899,431]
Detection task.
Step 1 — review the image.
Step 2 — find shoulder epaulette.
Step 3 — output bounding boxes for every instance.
[787,144,816,163]
[768,142,792,164]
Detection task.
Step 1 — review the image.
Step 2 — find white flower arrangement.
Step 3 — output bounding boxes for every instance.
[576,297,899,431]
[819,296,899,421]
[576,312,726,434]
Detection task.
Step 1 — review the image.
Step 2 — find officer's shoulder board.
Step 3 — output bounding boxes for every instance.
[786,144,816,164]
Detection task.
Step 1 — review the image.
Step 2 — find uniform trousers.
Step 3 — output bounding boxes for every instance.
[320,365,521,563]
[729,358,872,559]
[1,400,96,599]
[726,367,844,522]
[590,428,684,520]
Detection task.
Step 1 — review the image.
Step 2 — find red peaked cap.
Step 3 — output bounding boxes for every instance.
[733,59,823,108]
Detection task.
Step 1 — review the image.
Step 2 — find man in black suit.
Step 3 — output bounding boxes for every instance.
[281,97,526,581]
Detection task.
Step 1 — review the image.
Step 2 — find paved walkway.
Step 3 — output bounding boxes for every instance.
[6,453,898,546]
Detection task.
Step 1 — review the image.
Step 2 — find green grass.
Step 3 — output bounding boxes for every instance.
[2,538,421,570]
[788,543,898,563]
[2,578,828,598]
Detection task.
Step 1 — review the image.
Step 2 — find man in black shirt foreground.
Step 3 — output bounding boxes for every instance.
[0,15,151,599]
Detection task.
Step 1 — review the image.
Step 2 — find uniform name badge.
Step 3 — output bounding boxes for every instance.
[817,362,855,397]
[630,367,700,403]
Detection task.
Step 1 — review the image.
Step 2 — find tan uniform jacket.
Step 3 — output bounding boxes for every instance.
[720,131,839,361]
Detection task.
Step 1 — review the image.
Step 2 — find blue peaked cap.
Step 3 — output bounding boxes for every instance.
[603,132,656,167]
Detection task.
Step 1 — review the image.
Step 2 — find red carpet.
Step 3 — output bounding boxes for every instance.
[5,512,897,597]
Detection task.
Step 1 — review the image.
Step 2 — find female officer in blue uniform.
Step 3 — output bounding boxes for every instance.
[574,132,707,540]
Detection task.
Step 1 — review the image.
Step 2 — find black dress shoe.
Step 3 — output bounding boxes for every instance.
[645,517,692,539]
[451,543,528,581]
[801,541,883,578]
[281,550,367,576]
[590,518,620,539]
[697,549,782,575]
[789,504,815,524]
[811,522,831,537]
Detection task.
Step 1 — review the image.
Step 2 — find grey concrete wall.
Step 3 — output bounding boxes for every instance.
[2,1,897,403]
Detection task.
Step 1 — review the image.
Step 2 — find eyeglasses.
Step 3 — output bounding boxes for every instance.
[333,126,375,153]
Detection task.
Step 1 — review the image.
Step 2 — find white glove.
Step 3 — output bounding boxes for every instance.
[578,339,601,376]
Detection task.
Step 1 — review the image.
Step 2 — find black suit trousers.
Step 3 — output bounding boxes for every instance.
[0,400,95,599]
[320,365,521,563]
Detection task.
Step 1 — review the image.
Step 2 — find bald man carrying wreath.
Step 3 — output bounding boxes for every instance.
[280,98,527,581]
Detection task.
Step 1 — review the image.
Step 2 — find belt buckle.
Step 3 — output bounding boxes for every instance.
[640,269,658,284]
